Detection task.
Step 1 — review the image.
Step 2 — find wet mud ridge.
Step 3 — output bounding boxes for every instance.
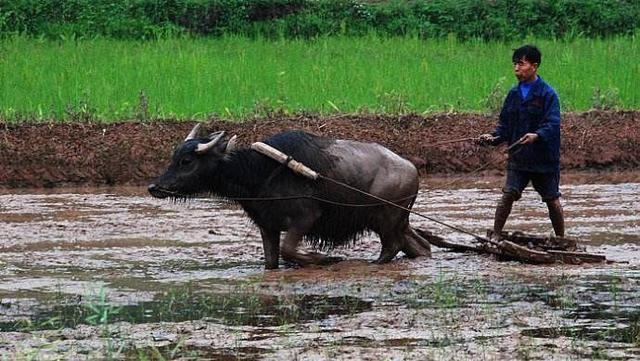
[1,110,638,188]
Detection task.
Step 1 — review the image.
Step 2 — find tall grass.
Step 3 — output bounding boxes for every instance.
[1,35,638,122]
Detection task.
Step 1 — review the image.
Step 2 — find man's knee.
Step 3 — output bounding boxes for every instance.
[500,190,519,203]
[544,196,562,206]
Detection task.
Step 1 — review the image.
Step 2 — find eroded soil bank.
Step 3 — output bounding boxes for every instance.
[1,175,639,359]
[1,111,638,188]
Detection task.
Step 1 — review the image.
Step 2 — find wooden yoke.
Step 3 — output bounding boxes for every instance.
[251,142,319,180]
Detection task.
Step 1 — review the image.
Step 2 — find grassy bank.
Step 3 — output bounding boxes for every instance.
[1,35,638,122]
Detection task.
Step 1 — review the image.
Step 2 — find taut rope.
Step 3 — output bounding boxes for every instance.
[250,141,505,244]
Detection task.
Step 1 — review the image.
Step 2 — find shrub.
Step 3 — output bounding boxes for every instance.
[0,0,638,40]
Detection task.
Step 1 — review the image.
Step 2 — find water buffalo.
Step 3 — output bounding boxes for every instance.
[148,124,431,269]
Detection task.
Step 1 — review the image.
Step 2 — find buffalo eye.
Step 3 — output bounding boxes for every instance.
[179,157,194,167]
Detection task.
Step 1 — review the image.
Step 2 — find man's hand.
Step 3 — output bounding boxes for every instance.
[519,133,539,145]
[476,133,496,146]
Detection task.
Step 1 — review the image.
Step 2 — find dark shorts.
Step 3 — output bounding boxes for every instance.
[503,169,561,202]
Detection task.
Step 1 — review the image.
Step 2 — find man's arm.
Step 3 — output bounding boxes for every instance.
[478,94,511,146]
[491,98,510,145]
[534,91,561,143]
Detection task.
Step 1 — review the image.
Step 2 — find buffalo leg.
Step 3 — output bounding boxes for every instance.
[280,229,302,263]
[260,228,281,270]
[402,227,432,258]
[281,230,340,266]
[279,207,341,266]
[375,231,403,263]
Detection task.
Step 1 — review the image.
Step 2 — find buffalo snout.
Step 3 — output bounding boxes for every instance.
[148,183,168,199]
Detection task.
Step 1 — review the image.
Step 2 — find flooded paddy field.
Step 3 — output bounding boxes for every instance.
[1,173,639,360]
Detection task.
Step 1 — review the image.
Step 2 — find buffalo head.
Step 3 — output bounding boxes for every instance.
[148,124,237,199]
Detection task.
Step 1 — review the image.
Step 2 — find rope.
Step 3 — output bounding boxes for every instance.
[165,191,419,207]
[162,139,527,244]
[224,194,417,206]
[316,174,493,243]
[307,139,525,242]
[160,180,487,241]
[167,181,493,243]
[309,194,417,207]
[429,139,525,189]
[208,183,491,243]
[422,137,480,147]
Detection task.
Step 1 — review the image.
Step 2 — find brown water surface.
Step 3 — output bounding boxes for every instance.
[1,173,639,359]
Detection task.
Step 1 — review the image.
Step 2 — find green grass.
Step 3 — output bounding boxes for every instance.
[1,35,638,122]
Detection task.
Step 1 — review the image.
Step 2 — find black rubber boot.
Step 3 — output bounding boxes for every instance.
[546,198,565,237]
[493,193,515,239]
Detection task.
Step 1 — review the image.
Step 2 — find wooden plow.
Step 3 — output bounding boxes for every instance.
[415,229,607,265]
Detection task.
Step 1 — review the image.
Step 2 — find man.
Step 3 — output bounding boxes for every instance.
[478,45,564,239]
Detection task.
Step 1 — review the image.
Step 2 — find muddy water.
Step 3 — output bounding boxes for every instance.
[1,174,639,360]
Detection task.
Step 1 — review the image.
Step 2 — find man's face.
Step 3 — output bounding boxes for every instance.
[513,57,538,83]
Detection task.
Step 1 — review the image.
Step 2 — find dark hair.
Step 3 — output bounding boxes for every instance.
[512,45,541,65]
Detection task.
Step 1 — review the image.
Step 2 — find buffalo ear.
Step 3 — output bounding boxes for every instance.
[225,135,238,153]
[195,131,226,154]
[208,131,224,140]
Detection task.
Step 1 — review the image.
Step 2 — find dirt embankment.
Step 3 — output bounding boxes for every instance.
[0,111,638,188]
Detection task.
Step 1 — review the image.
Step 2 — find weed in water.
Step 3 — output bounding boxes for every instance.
[402,273,464,310]
[84,288,125,359]
[557,286,577,311]
[630,321,640,345]
[133,338,203,361]
[84,288,121,334]
[608,273,622,312]
[515,340,533,361]
[431,272,462,309]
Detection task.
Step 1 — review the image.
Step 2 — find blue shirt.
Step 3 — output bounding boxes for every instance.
[519,81,534,99]
[491,76,561,173]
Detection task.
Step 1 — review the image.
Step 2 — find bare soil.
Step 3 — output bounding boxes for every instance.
[0,111,638,188]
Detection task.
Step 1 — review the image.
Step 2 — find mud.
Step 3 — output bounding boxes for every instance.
[1,110,639,188]
[1,174,639,359]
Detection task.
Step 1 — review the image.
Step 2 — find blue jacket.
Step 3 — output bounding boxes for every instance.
[492,76,561,173]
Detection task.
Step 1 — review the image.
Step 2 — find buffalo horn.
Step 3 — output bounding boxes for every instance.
[225,135,238,153]
[195,131,226,154]
[184,123,202,142]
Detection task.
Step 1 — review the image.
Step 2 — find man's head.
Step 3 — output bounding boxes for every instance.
[512,45,541,83]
